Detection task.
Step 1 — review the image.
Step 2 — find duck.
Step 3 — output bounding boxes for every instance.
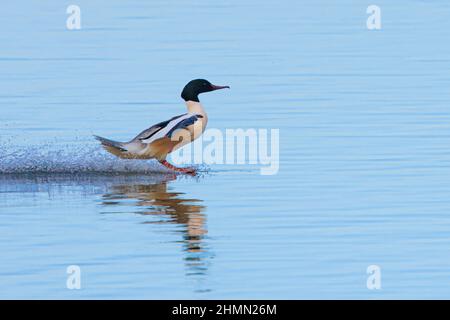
[94,79,229,175]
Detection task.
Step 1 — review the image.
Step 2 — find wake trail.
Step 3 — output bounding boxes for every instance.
[0,142,166,174]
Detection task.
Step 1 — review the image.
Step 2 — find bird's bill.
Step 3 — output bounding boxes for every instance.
[211,84,230,90]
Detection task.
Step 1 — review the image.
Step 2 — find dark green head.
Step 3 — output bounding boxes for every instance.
[181,79,229,102]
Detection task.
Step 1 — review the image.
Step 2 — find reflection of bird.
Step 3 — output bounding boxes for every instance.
[102,176,208,258]
[94,79,229,175]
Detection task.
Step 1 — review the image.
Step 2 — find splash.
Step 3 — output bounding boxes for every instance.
[0,141,167,174]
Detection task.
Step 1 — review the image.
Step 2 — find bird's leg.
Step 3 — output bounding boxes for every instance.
[158,160,197,175]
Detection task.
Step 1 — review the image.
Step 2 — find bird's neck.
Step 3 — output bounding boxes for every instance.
[185,101,207,116]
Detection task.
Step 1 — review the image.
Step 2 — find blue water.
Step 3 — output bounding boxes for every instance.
[1,0,450,299]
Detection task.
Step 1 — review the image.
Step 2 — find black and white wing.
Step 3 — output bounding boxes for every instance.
[132,113,203,144]
[131,114,186,142]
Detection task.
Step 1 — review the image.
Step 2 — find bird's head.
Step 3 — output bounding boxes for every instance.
[181,79,229,102]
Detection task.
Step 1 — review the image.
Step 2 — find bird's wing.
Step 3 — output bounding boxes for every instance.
[133,113,204,144]
[131,114,186,142]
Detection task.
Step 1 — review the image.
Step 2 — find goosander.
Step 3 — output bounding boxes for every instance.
[94,79,229,174]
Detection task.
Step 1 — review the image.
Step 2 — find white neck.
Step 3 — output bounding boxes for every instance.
[185,101,207,116]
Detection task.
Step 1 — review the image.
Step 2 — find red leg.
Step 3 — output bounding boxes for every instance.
[158,160,196,175]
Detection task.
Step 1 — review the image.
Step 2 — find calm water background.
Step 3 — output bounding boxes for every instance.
[1,0,450,299]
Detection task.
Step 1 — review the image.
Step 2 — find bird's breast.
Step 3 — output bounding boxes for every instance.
[171,114,207,151]
[187,115,207,142]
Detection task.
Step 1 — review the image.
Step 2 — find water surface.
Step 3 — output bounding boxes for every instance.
[1,0,450,299]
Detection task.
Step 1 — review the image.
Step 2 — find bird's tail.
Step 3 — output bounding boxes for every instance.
[94,135,128,157]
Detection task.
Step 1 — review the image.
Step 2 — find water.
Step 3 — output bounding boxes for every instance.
[1,0,450,299]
